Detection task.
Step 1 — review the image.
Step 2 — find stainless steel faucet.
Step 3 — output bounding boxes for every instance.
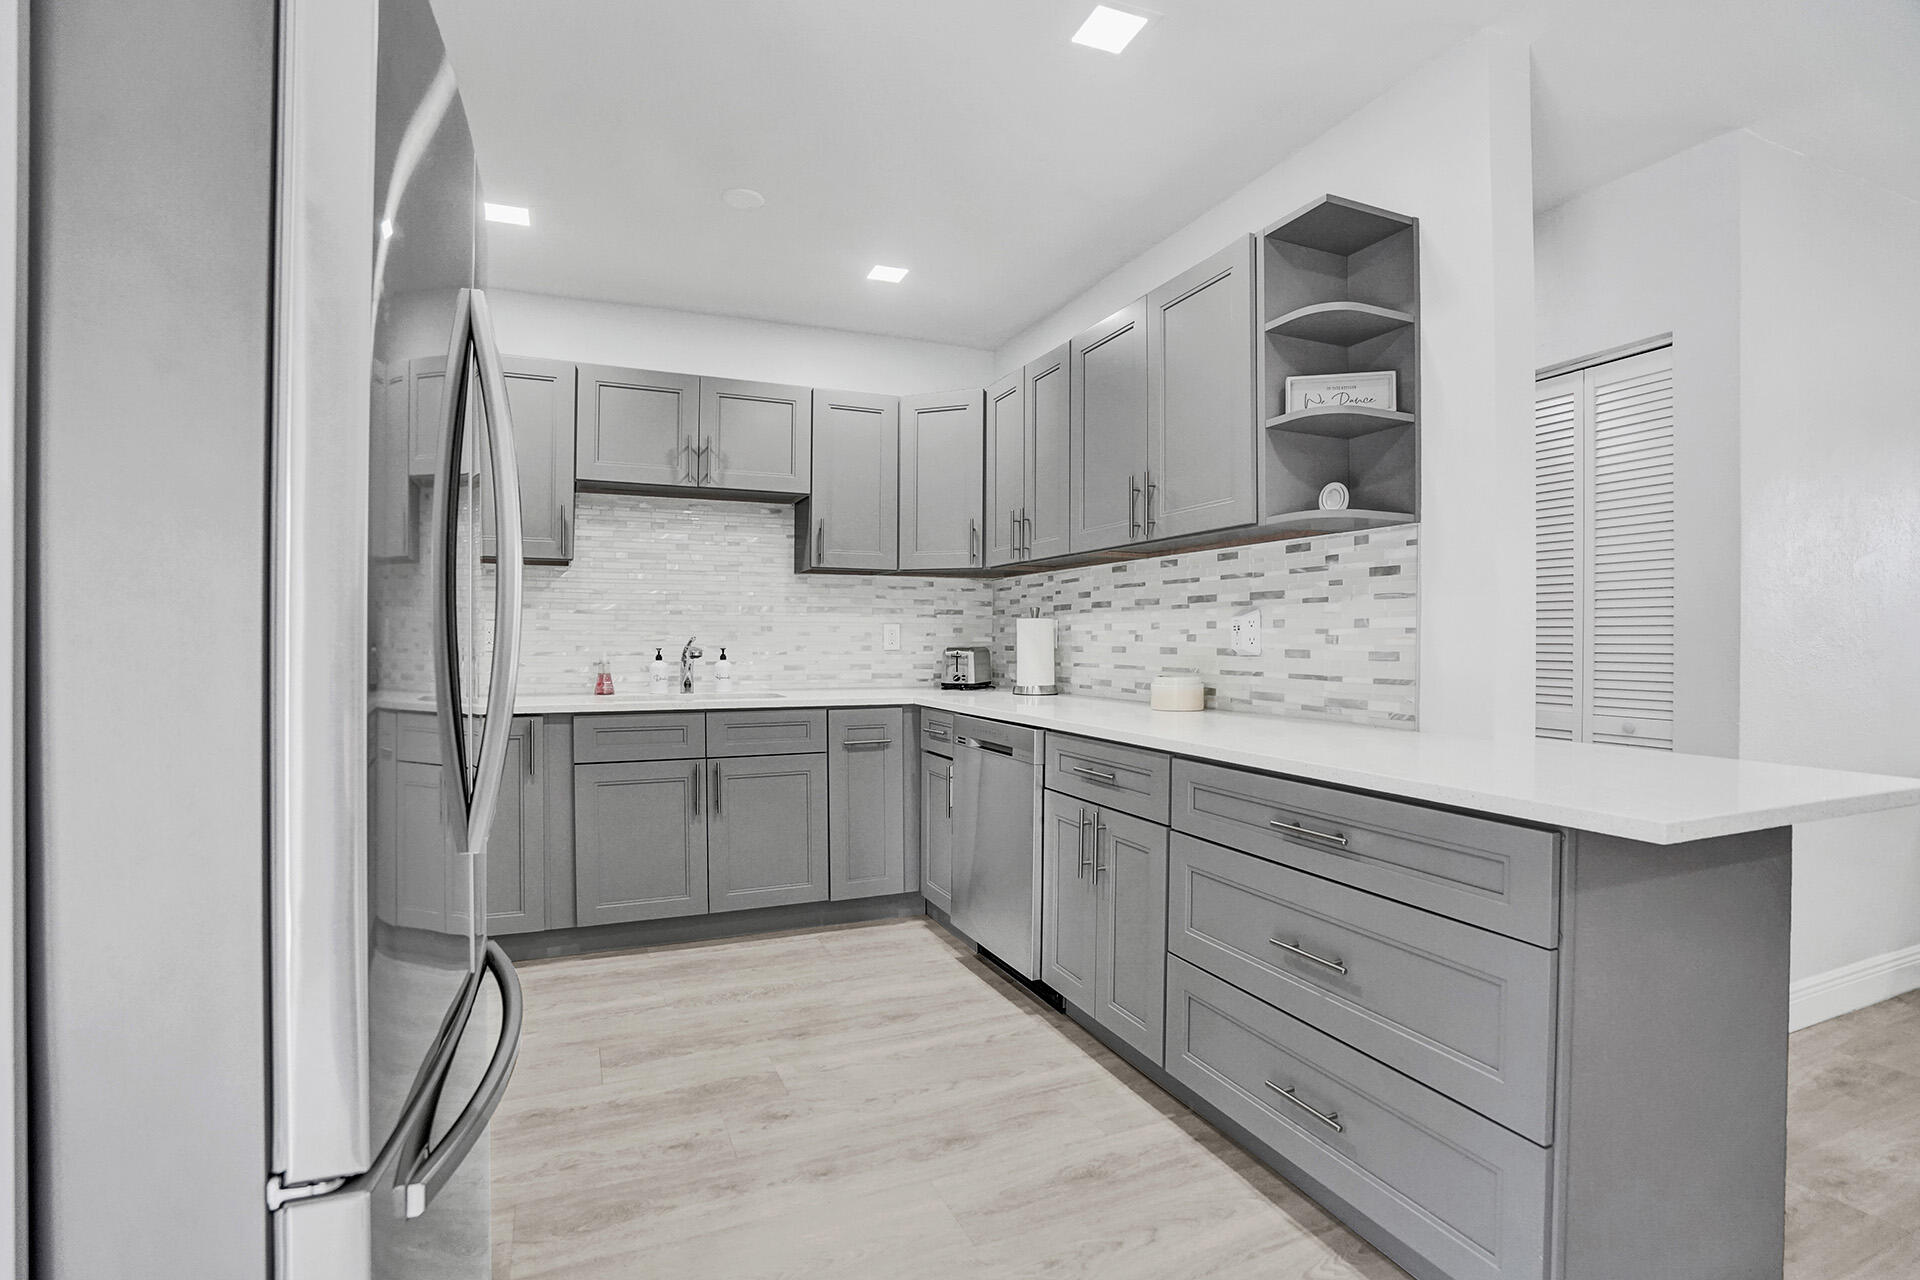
[680,637,703,692]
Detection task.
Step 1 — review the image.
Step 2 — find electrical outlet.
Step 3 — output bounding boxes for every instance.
[1229,608,1262,656]
[881,622,902,652]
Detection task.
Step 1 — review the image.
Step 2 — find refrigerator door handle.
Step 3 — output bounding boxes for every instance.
[400,941,525,1218]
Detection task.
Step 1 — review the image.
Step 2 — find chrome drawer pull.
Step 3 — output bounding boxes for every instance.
[926,725,951,739]
[1268,818,1348,847]
[844,738,894,749]
[1269,937,1347,975]
[1070,765,1118,784]
[1265,1082,1343,1133]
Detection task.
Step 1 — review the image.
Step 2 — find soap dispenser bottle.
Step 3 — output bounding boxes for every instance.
[594,655,614,696]
[714,648,732,684]
[649,647,670,688]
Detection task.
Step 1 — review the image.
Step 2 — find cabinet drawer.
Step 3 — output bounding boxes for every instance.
[1167,958,1549,1280]
[920,708,956,756]
[572,713,706,763]
[1172,760,1559,946]
[1170,833,1555,1141]
[706,709,829,757]
[1046,733,1170,823]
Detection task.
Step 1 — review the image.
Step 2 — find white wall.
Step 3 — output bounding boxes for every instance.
[1533,135,1743,756]
[994,30,1538,739]
[489,290,993,395]
[1735,134,1920,1015]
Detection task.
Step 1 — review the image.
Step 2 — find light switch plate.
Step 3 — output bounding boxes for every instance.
[1229,608,1262,656]
[882,622,901,652]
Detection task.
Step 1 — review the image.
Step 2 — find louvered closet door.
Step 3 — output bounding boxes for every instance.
[1533,347,1675,749]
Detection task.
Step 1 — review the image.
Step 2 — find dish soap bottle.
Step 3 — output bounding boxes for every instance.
[714,648,732,685]
[649,647,670,689]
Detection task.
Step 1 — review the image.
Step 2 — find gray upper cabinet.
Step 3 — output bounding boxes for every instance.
[984,371,1026,567]
[1024,343,1071,563]
[574,363,700,489]
[899,389,986,571]
[369,361,414,561]
[1069,301,1150,552]
[481,355,577,564]
[1147,237,1257,540]
[828,708,908,898]
[406,354,449,479]
[574,758,709,924]
[486,717,547,936]
[805,389,899,571]
[708,753,829,913]
[699,377,812,495]
[1041,791,1100,1010]
[921,750,954,913]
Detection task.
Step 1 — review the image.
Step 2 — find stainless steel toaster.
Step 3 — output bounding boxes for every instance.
[940,645,992,689]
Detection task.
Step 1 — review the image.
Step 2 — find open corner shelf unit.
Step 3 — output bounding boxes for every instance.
[1257,195,1419,533]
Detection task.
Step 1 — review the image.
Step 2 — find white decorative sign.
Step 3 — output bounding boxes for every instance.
[1285,371,1397,415]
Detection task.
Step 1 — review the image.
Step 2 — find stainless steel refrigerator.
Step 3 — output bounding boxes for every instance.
[28,0,525,1276]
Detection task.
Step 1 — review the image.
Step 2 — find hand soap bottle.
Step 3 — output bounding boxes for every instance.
[714,648,732,685]
[649,647,670,689]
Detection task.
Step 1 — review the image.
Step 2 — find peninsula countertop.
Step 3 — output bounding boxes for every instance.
[371,685,1920,846]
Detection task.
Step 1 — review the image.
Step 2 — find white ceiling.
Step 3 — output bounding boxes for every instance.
[432,0,1920,352]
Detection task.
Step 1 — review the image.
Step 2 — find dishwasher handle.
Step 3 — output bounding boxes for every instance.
[955,735,1015,757]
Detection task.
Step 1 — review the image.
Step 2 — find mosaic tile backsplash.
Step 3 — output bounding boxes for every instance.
[991,528,1419,727]
[371,491,1417,726]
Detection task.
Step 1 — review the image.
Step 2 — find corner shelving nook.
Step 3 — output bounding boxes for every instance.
[1257,195,1419,530]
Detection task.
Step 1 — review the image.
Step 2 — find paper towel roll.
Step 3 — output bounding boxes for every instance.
[1014,617,1058,695]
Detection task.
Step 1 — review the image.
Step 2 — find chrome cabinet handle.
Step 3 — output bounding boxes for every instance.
[816,519,826,566]
[1270,937,1347,975]
[926,725,951,740]
[844,738,893,749]
[1077,806,1093,877]
[1093,813,1108,878]
[711,760,722,816]
[691,763,701,816]
[682,439,696,483]
[1144,469,1156,537]
[525,722,536,777]
[1264,1081,1343,1133]
[1070,765,1118,784]
[1128,474,1141,538]
[1268,818,1349,848]
[1009,509,1019,559]
[946,767,954,817]
[696,439,714,485]
[968,517,978,564]
[1022,511,1033,558]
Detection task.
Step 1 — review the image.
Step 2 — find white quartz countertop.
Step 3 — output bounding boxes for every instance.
[374,685,1920,845]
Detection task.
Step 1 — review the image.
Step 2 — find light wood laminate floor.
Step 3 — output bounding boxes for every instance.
[491,918,1920,1279]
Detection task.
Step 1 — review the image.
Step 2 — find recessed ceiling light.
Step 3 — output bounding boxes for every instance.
[866,264,910,283]
[483,202,531,226]
[1071,4,1150,53]
[721,187,766,210]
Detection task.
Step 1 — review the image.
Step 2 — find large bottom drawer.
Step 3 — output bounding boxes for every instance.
[1166,958,1549,1280]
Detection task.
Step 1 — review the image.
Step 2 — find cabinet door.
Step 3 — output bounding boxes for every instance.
[828,708,907,899]
[394,759,451,933]
[921,751,954,912]
[574,759,709,924]
[1069,300,1149,551]
[699,377,812,494]
[485,718,547,936]
[1041,791,1100,1010]
[407,354,449,479]
[1024,343,1071,563]
[1147,237,1256,540]
[1094,807,1169,1065]
[481,356,577,564]
[709,754,829,912]
[369,361,415,561]
[984,371,1026,567]
[899,389,986,571]
[575,364,699,488]
[807,389,899,571]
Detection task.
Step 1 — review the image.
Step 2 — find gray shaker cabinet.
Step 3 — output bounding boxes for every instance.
[574,363,701,488]
[1041,791,1100,1011]
[485,717,548,936]
[1024,343,1072,562]
[829,708,908,898]
[482,355,577,564]
[1146,237,1257,540]
[984,371,1025,567]
[574,758,709,924]
[899,389,986,571]
[803,389,899,571]
[1069,300,1150,552]
[393,758,451,933]
[708,753,829,912]
[699,377,812,495]
[921,750,954,913]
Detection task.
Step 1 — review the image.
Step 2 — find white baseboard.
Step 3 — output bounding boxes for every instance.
[1790,942,1920,1032]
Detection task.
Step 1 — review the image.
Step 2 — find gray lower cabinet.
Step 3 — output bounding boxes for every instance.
[574,363,700,489]
[1146,237,1257,540]
[393,757,451,933]
[828,708,908,898]
[803,389,899,571]
[1069,300,1150,552]
[899,389,986,570]
[1024,343,1071,562]
[485,718,548,935]
[984,371,1025,567]
[700,377,812,495]
[1039,791,1168,1065]
[482,355,577,564]
[920,749,954,913]
[708,753,829,912]
[574,758,709,924]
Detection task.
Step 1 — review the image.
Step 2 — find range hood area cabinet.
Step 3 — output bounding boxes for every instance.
[574,364,813,499]
[798,388,900,573]
[899,388,987,571]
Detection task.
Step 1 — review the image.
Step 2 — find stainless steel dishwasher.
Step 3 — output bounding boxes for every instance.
[949,715,1045,979]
